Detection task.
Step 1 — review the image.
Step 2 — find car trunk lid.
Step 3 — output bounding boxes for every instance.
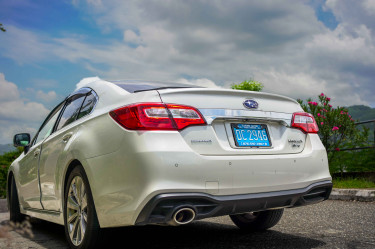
[157,88,307,155]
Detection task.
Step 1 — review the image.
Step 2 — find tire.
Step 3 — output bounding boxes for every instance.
[229,209,284,231]
[9,176,25,222]
[64,166,102,249]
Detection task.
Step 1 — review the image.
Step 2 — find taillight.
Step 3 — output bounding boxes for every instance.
[109,103,206,130]
[291,112,318,133]
[166,104,206,130]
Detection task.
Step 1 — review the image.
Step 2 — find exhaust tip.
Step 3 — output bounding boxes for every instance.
[169,207,196,226]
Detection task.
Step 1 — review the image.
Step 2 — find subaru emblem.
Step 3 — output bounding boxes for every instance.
[243,99,258,109]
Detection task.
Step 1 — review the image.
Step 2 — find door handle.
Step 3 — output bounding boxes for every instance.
[33,149,40,158]
[62,133,73,143]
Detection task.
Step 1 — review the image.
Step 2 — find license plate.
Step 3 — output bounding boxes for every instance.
[231,124,271,147]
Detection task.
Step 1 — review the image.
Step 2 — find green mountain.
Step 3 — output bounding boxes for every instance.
[347,105,375,122]
[0,144,15,155]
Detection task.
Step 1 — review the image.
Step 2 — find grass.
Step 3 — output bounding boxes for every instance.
[333,177,375,189]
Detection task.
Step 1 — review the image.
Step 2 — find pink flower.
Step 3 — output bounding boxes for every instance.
[320,93,325,97]
[340,111,345,114]
[312,102,318,106]
[335,148,340,151]
[324,103,327,106]
[322,109,327,112]
[317,113,321,117]
[327,97,331,101]
[332,126,339,131]
[348,115,351,118]
[329,104,332,107]
[321,122,324,125]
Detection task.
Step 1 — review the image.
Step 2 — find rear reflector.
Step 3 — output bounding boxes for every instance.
[109,103,206,131]
[291,112,319,133]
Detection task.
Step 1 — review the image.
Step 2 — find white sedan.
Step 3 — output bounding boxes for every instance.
[8,77,332,249]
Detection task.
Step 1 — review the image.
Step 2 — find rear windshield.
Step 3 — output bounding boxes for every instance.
[110,80,202,93]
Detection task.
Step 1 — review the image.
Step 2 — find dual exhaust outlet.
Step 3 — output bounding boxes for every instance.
[167,207,196,226]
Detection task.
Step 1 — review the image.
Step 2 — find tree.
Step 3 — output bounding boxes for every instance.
[231,79,264,91]
[0,23,5,32]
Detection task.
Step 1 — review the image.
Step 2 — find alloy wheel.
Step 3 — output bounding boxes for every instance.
[66,176,88,246]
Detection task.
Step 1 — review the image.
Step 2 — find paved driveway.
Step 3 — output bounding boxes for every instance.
[0,200,374,248]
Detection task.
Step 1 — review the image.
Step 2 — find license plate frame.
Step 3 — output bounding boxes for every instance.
[231,123,272,148]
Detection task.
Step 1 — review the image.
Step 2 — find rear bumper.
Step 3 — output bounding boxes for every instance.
[84,128,331,228]
[135,180,333,225]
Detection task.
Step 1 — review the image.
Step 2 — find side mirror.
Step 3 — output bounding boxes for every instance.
[13,133,31,147]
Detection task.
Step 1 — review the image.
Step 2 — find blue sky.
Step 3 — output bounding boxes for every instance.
[0,0,375,143]
[1,1,97,97]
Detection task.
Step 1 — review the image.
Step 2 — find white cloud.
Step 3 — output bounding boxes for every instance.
[60,1,372,107]
[363,0,375,15]
[0,73,50,143]
[1,0,375,108]
[256,70,369,107]
[325,0,375,31]
[123,29,142,44]
[177,78,222,88]
[0,100,48,122]
[0,120,37,145]
[0,73,19,101]
[0,25,54,64]
[36,90,58,103]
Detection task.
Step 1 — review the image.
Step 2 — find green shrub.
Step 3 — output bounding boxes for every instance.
[298,93,371,173]
[231,79,264,91]
[0,148,23,197]
[330,149,375,174]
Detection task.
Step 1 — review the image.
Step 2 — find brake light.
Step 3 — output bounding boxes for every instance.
[109,103,206,130]
[166,104,206,130]
[291,112,319,133]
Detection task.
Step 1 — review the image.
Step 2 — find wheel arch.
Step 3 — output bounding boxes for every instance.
[63,159,82,196]
[61,158,98,221]
[62,158,95,197]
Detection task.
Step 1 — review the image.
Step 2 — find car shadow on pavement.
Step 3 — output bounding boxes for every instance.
[102,221,326,249]
[0,218,68,248]
[1,219,326,249]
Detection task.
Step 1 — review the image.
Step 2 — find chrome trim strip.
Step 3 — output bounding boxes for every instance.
[198,108,293,126]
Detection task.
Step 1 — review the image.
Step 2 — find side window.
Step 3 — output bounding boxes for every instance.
[56,94,86,131]
[34,104,64,145]
[77,91,97,119]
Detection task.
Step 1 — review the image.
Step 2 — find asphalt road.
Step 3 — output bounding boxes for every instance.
[0,200,374,249]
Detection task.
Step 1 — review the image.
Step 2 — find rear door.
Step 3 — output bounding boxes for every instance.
[157,88,306,155]
[38,89,96,211]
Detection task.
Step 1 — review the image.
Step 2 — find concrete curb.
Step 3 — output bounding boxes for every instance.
[329,188,375,202]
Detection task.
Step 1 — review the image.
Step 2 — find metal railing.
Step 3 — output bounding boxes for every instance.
[333,119,375,152]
